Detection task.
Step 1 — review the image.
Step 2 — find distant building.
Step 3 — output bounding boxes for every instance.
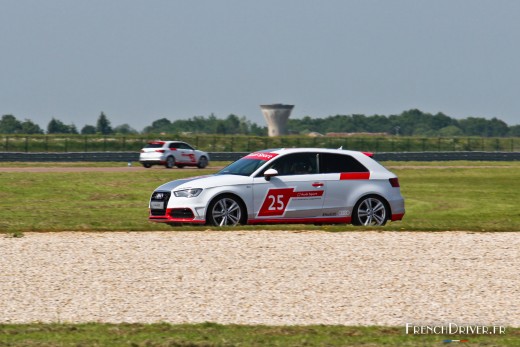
[260,104,294,137]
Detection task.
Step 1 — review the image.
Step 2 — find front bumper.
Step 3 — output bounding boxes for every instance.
[149,208,206,224]
[149,191,207,224]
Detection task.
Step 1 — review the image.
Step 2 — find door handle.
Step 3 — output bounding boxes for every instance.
[312,182,324,188]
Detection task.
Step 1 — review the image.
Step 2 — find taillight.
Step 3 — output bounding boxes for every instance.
[389,177,400,187]
[155,150,165,153]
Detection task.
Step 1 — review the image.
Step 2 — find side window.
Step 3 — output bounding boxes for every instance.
[319,153,368,173]
[260,153,318,176]
[169,143,179,149]
[178,143,194,150]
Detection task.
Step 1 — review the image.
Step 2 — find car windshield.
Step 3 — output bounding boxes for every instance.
[216,158,267,176]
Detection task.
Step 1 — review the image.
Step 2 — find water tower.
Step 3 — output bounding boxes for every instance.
[260,104,294,137]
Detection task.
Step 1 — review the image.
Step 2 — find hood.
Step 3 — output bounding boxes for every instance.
[154,174,252,192]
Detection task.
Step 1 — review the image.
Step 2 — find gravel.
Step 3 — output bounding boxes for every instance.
[1,231,519,326]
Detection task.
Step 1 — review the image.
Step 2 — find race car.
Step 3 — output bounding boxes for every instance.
[139,140,209,169]
[148,148,405,226]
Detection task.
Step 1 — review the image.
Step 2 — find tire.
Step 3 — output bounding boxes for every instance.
[352,195,389,226]
[206,194,246,227]
[165,156,175,169]
[142,163,152,168]
[197,156,209,169]
[176,164,185,168]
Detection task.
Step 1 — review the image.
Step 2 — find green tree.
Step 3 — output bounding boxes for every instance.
[143,118,172,133]
[81,125,97,134]
[47,118,77,134]
[509,125,520,137]
[438,125,464,136]
[224,114,240,134]
[96,112,113,135]
[0,114,22,133]
[114,123,138,134]
[21,119,44,134]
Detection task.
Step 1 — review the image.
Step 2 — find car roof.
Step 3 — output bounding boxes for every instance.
[260,147,369,156]
[147,140,186,145]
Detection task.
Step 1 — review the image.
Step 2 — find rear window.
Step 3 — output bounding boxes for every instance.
[319,153,368,173]
[144,143,164,149]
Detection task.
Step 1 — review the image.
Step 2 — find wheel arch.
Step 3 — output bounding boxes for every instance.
[346,181,392,212]
[206,191,249,225]
[352,193,391,226]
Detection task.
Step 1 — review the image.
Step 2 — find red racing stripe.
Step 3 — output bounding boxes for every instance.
[340,172,370,180]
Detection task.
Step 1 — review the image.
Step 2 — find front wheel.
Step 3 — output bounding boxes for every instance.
[352,195,389,226]
[206,195,245,226]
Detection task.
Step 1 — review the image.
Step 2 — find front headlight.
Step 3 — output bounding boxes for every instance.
[174,188,203,198]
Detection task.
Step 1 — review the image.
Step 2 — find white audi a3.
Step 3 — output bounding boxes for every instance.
[148,148,405,226]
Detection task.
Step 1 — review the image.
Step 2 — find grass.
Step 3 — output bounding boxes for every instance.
[0,161,519,232]
[0,323,519,346]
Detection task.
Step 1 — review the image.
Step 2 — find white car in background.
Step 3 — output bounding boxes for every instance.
[148,148,405,226]
[139,140,209,169]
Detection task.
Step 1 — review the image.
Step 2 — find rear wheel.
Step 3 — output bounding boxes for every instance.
[206,195,246,226]
[142,163,152,168]
[197,156,209,169]
[352,195,389,226]
[165,156,175,169]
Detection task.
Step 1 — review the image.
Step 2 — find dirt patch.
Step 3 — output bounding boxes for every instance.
[1,230,518,326]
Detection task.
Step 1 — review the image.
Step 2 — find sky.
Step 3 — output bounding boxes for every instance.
[1,0,519,131]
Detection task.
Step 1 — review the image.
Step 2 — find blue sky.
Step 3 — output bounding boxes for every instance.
[1,0,519,131]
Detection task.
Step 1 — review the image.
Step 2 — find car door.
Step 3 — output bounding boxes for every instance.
[177,142,197,165]
[251,152,326,222]
[318,153,370,219]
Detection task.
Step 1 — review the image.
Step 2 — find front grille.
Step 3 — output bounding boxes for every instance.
[150,191,171,216]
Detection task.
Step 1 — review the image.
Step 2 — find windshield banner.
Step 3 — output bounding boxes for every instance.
[244,152,278,161]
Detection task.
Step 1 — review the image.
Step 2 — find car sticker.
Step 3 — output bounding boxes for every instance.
[258,187,324,217]
[244,152,278,161]
[181,153,196,162]
[339,172,370,180]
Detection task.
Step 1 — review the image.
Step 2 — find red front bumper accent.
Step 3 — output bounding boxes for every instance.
[149,208,206,224]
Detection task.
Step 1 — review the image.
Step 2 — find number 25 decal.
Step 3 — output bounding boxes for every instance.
[258,188,294,217]
[258,188,324,217]
[268,194,285,211]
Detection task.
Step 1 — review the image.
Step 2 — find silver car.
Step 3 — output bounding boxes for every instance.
[149,148,405,226]
[139,140,209,169]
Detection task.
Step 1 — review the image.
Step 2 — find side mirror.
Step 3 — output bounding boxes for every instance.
[264,168,278,181]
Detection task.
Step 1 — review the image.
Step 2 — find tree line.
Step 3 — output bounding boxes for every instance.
[1,109,519,137]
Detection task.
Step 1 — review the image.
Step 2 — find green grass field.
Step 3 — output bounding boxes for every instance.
[1,161,519,346]
[0,323,519,347]
[0,161,519,233]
